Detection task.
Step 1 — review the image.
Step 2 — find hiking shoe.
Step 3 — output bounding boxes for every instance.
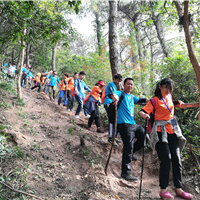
[74,115,80,119]
[121,174,138,181]
[132,155,138,161]
[115,138,122,143]
[108,138,118,146]
[84,115,90,119]
[97,127,104,133]
[88,127,92,131]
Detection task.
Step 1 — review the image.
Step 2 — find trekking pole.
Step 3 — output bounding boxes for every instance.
[104,88,117,176]
[138,117,148,200]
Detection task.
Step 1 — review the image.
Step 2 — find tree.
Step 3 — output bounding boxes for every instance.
[108,0,122,79]
[174,1,200,125]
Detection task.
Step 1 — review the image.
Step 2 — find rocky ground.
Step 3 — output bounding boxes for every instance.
[0,87,199,200]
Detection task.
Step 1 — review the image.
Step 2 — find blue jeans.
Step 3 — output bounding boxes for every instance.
[58,90,67,105]
[75,94,88,116]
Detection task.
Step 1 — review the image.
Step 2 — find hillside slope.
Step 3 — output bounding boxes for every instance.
[0,88,199,200]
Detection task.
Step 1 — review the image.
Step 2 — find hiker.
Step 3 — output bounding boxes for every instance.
[66,72,78,111]
[110,77,149,181]
[139,78,193,200]
[58,73,69,106]
[26,67,33,89]
[74,71,91,119]
[104,74,123,146]
[7,62,16,79]
[42,70,53,95]
[30,72,42,92]
[47,71,60,101]
[84,80,106,133]
[2,62,11,80]
[21,65,30,88]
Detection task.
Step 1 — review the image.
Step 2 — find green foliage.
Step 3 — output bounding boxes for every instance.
[65,128,74,135]
[0,80,16,95]
[58,53,112,88]
[15,98,25,107]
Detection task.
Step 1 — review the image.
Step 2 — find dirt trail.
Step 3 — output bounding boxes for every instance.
[0,88,199,200]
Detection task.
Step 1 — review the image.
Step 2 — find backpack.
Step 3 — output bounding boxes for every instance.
[108,91,125,124]
[147,98,156,133]
[22,72,27,79]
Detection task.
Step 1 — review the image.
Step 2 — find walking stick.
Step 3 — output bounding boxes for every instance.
[104,88,117,176]
[138,117,148,200]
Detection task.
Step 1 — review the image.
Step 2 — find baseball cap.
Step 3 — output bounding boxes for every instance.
[97,80,106,86]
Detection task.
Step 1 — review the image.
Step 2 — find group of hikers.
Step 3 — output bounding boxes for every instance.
[1,62,194,199]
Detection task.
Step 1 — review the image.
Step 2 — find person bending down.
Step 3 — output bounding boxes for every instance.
[84,80,106,133]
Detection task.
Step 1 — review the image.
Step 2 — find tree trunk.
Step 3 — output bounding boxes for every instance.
[52,42,57,71]
[174,1,200,125]
[26,42,31,67]
[150,3,169,58]
[108,0,121,78]
[17,41,25,99]
[95,11,102,56]
[12,48,15,64]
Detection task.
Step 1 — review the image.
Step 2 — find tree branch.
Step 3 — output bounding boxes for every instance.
[0,181,44,200]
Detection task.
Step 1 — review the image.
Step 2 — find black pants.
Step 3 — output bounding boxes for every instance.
[156,132,182,189]
[67,90,73,110]
[31,82,41,93]
[88,104,100,128]
[117,123,145,175]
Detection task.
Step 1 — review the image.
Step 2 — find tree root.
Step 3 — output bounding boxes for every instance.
[0,181,44,200]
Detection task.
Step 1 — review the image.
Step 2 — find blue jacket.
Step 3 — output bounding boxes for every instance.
[47,75,60,86]
[74,79,91,97]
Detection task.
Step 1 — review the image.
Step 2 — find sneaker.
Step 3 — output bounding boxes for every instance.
[74,115,80,119]
[63,105,66,106]
[132,155,138,161]
[88,127,92,131]
[108,138,118,146]
[84,115,90,119]
[67,109,71,111]
[97,127,104,133]
[176,191,193,200]
[121,174,138,181]
[115,138,122,143]
[159,191,174,199]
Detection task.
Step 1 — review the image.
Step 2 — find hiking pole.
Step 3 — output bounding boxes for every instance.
[138,117,149,200]
[104,88,117,176]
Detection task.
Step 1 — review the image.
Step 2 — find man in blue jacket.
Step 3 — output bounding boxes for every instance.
[74,71,91,119]
[47,71,60,101]
[110,77,149,181]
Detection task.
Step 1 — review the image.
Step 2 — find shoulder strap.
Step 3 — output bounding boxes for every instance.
[117,91,125,109]
[68,77,73,85]
[150,98,156,114]
[63,79,67,85]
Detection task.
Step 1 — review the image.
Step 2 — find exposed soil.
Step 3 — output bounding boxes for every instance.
[0,88,199,200]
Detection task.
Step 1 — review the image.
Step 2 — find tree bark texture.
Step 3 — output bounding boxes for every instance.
[52,42,57,71]
[95,11,102,56]
[12,48,15,64]
[174,1,200,125]
[26,42,31,67]
[17,37,25,99]
[108,0,121,78]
